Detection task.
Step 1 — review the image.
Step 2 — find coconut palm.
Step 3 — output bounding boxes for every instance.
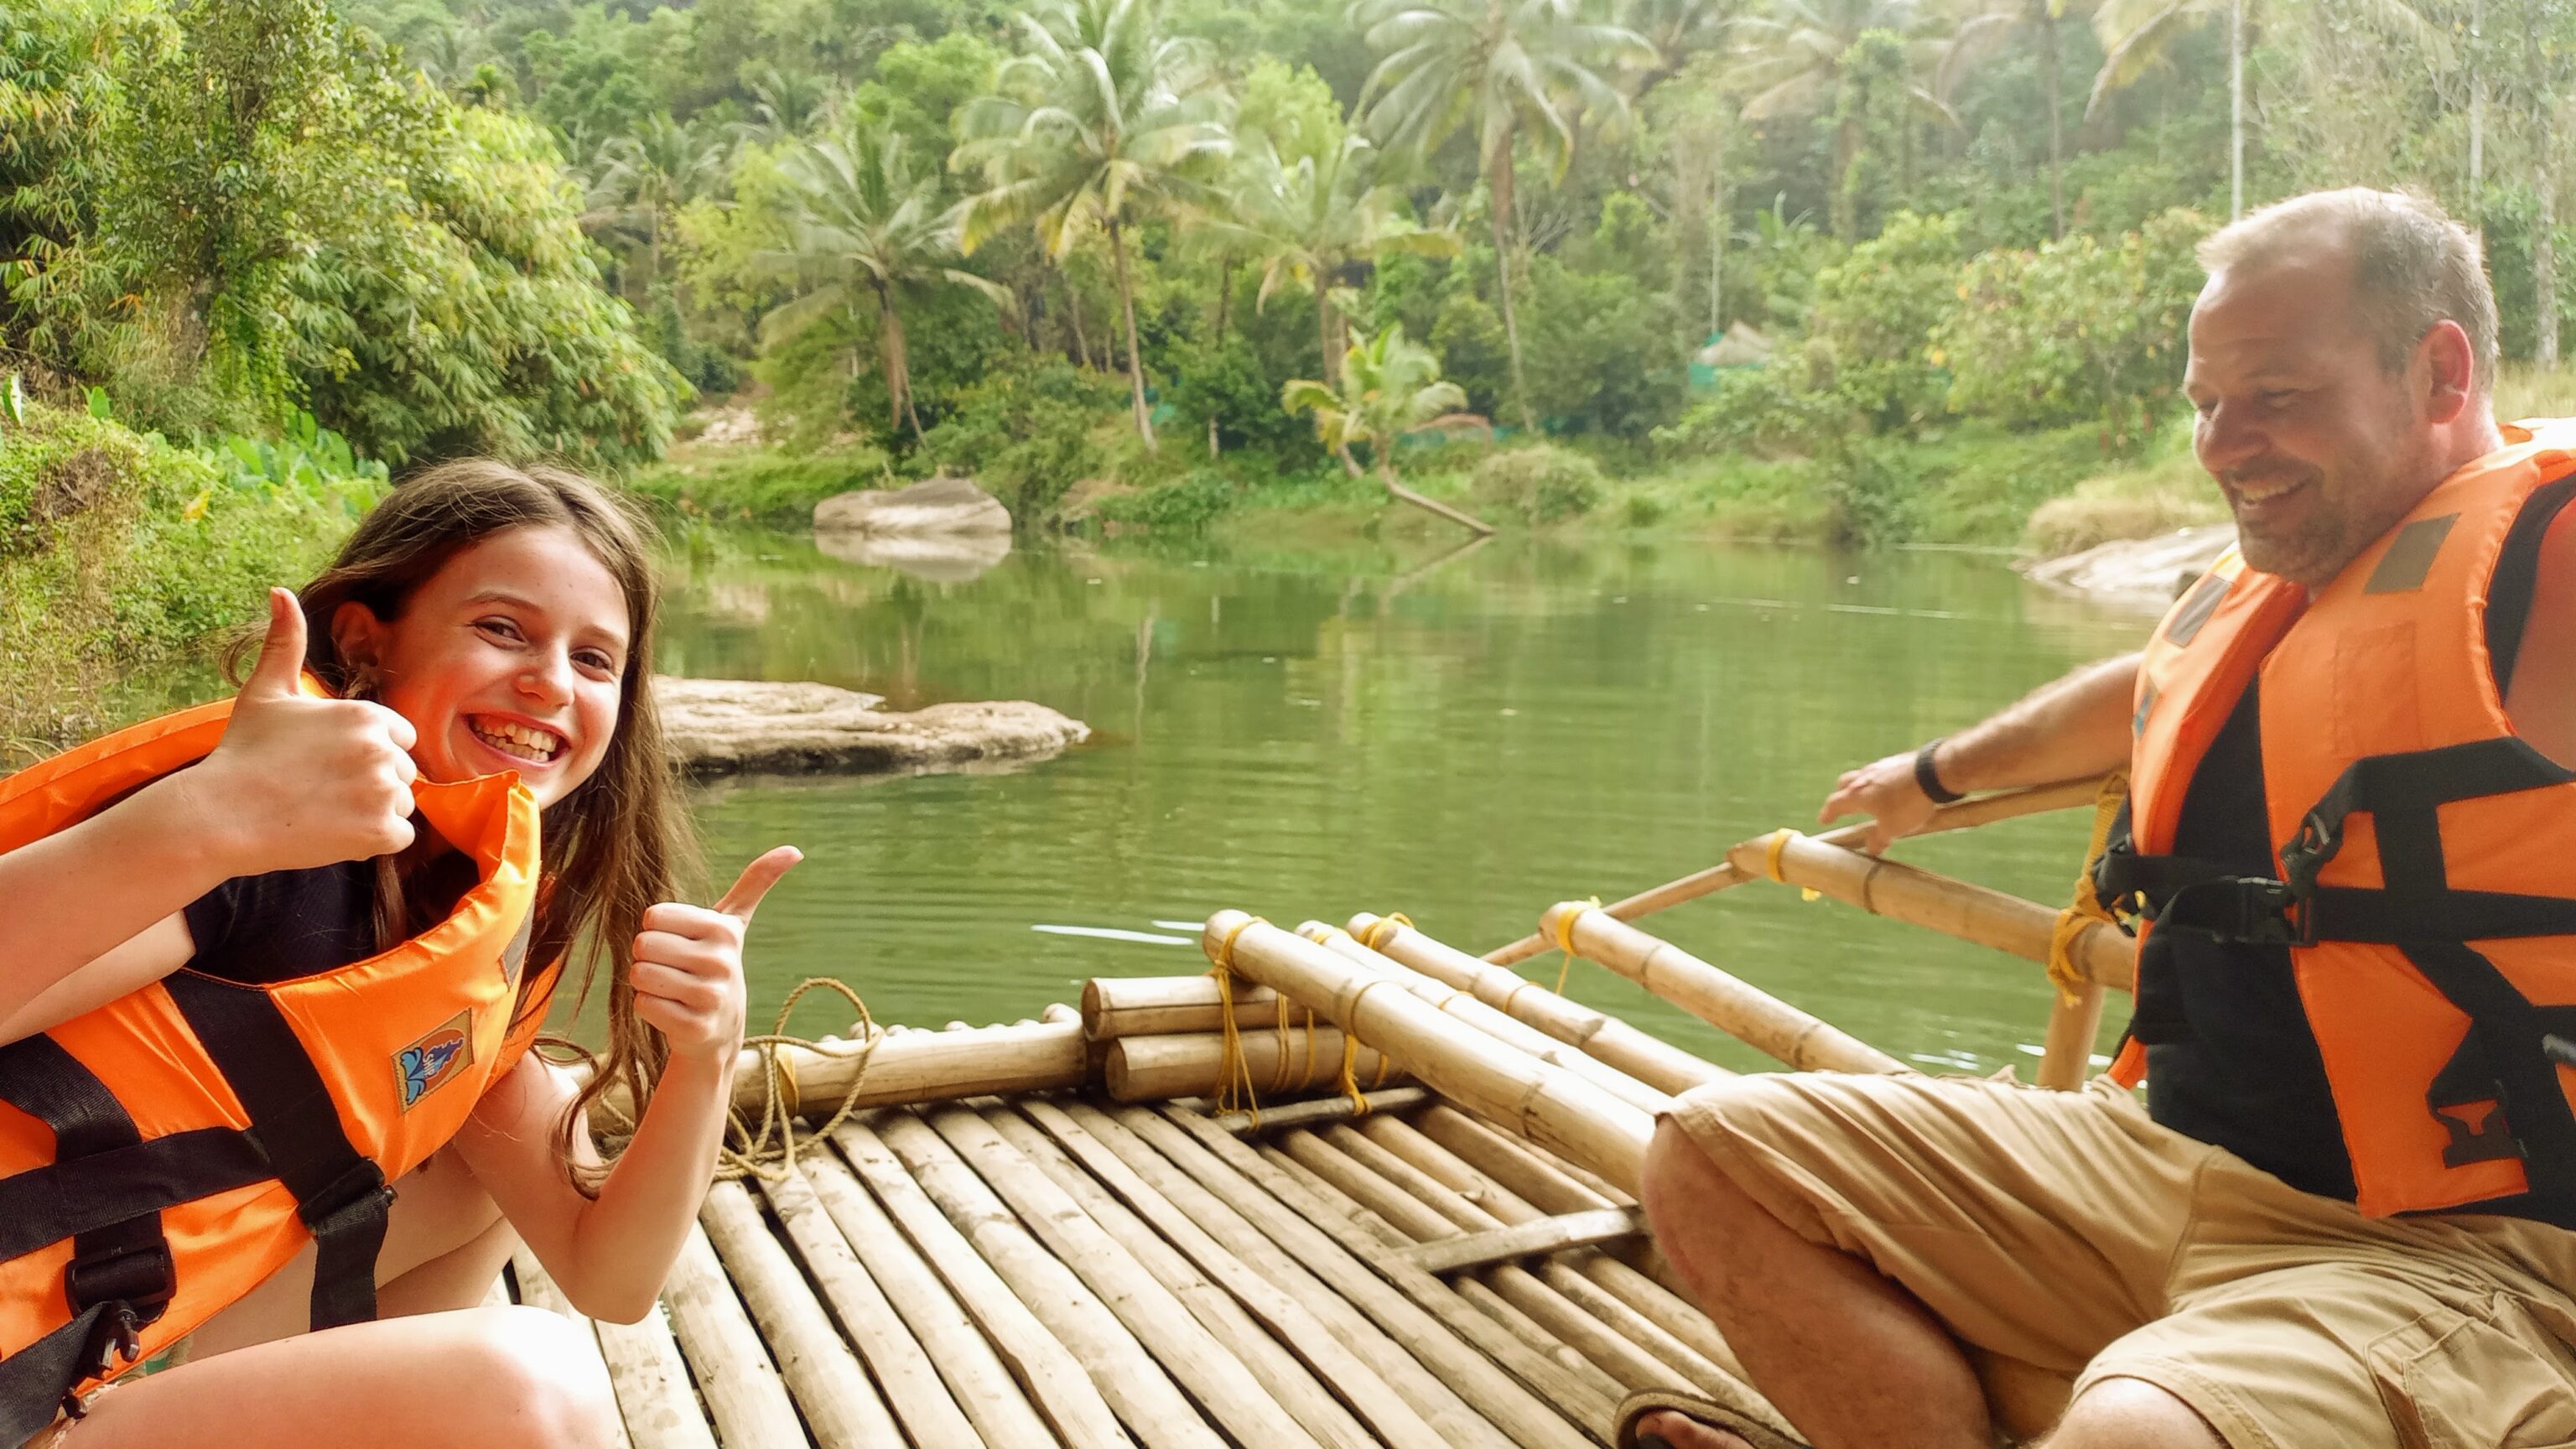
[1352,0,1651,428]
[1727,0,1955,240]
[582,113,728,291]
[952,0,1233,450]
[759,129,1011,440]
[1940,1,2088,237]
[1618,0,1748,93]
[1283,321,1496,533]
[1223,134,1462,386]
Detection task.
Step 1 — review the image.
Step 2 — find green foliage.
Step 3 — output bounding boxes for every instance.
[1471,443,1603,524]
[1935,207,2208,443]
[1805,210,1966,431]
[1282,321,1482,478]
[1165,338,1310,454]
[626,443,896,522]
[1093,467,1239,529]
[917,354,1123,519]
[1653,359,1859,459]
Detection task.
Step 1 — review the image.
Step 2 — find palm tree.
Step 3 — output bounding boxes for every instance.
[1283,321,1496,533]
[1618,0,1746,94]
[1727,0,1955,241]
[1352,0,1650,429]
[1224,134,1462,386]
[1940,1,2087,238]
[952,0,1233,450]
[759,130,1011,440]
[582,113,727,293]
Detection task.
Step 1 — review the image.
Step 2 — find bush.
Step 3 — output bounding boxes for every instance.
[1653,357,1857,460]
[1805,210,1966,432]
[1093,469,1238,532]
[917,356,1122,522]
[1472,444,1604,525]
[623,444,894,523]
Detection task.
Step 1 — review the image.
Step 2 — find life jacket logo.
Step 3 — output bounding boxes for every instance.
[397,1011,475,1110]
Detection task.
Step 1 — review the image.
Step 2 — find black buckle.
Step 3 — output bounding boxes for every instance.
[2280,809,2345,898]
[75,1302,141,1380]
[2152,877,2314,948]
[298,1159,392,1236]
[63,1241,174,1318]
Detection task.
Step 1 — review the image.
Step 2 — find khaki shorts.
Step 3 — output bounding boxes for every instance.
[1670,1072,2576,1449]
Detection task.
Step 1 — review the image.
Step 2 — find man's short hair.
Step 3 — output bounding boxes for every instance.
[2198,188,2500,392]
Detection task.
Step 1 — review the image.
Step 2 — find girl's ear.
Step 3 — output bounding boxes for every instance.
[329,600,388,693]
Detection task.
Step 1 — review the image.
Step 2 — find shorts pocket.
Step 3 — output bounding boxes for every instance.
[2368,1293,2576,1449]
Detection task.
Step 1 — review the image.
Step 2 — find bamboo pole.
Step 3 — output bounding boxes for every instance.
[591,1298,719,1449]
[1414,1104,1626,1214]
[1083,976,1293,1039]
[1134,1105,1607,1449]
[1541,905,1910,1076]
[922,1106,1331,1449]
[1012,1101,1455,1449]
[981,1107,1420,1449]
[870,1109,1232,1449]
[597,1021,1091,1125]
[1485,776,2109,965]
[1104,1027,1401,1103]
[2037,981,2111,1091]
[508,1248,637,1449]
[1218,1087,1431,1135]
[699,1178,905,1449]
[819,1125,1136,1449]
[1298,922,1675,1117]
[658,1223,807,1448]
[1203,911,1657,1194]
[1350,915,1730,1096]
[1722,831,2137,992]
[753,1167,992,1449]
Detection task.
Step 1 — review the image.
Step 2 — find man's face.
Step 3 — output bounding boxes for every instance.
[2184,251,2436,586]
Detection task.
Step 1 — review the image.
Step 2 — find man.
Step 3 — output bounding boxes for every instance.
[1632,188,2576,1449]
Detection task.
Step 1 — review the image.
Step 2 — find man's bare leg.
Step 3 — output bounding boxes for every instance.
[1634,1119,1992,1449]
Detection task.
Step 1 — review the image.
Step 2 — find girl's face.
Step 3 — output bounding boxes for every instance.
[335,524,631,810]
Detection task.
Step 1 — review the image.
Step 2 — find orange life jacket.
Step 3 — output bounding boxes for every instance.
[2099,419,2576,1223]
[0,691,552,1436]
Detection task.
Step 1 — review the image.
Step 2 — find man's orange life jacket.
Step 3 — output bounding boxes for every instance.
[2098,418,2576,1224]
[0,692,551,1438]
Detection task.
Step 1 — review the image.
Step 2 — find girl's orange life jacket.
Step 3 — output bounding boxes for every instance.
[2099,419,2576,1223]
[0,688,552,1436]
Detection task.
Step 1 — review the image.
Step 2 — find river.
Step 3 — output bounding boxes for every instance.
[660,526,2155,1078]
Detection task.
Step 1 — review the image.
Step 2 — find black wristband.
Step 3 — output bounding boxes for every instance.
[1914,740,1965,804]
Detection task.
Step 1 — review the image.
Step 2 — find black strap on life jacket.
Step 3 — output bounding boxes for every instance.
[0,977,396,1440]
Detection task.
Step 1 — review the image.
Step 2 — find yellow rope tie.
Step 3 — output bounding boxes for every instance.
[1552,896,1602,997]
[2049,772,2134,1006]
[1208,915,1269,1125]
[1337,978,1396,1115]
[715,977,884,1182]
[1358,911,1414,952]
[1763,828,1823,901]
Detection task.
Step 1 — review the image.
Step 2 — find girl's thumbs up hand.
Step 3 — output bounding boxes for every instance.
[194,588,421,875]
[631,847,802,1066]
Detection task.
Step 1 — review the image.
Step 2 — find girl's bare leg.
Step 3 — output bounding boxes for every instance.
[60,1307,621,1449]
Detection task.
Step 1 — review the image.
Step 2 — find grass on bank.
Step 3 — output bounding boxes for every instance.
[0,398,379,756]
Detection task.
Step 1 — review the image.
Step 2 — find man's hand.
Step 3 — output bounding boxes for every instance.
[191,587,421,874]
[631,846,802,1065]
[1819,746,1942,854]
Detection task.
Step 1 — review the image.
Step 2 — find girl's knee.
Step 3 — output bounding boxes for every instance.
[463,1306,622,1446]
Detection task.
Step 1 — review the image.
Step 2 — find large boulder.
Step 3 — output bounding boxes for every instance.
[2018,522,2236,613]
[813,475,1010,537]
[657,678,1087,779]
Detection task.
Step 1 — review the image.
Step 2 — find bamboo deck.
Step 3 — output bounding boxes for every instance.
[517,778,2122,1446]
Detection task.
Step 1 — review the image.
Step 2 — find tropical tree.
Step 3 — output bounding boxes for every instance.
[1727,0,1956,241]
[1618,0,1748,92]
[953,0,1233,450]
[1283,321,1497,532]
[1224,134,1462,385]
[1352,0,1650,428]
[583,112,728,292]
[759,129,1010,440]
[1940,0,2089,237]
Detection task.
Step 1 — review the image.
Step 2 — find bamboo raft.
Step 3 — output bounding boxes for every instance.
[514,777,2129,1446]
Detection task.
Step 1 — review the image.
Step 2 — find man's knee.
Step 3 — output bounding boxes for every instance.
[465,1306,624,1448]
[2044,1377,2228,1449]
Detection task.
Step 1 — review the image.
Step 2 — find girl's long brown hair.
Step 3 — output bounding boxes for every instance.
[241,458,693,1194]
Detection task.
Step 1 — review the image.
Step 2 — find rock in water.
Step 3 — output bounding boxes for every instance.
[656,678,1087,779]
[813,475,1010,536]
[814,527,1010,584]
[2018,522,2236,613]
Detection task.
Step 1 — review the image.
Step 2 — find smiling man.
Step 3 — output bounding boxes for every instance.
[1628,189,2576,1449]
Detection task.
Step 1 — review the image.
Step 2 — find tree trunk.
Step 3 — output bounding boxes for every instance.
[2228,0,2246,221]
[1108,217,1157,450]
[1488,125,1536,430]
[1336,441,1364,478]
[1213,254,1234,345]
[1376,458,1496,535]
[2470,0,2485,210]
[2537,158,2559,371]
[873,278,924,444]
[1831,109,1862,242]
[1066,277,1093,370]
[2044,6,2065,241]
[1315,272,1337,387]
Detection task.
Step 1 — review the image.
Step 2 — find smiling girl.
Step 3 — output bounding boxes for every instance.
[0,460,795,1446]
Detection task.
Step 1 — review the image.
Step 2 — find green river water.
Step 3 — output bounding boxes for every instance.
[660,526,2154,1078]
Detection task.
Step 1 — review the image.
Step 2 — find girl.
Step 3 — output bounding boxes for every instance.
[0,459,797,1447]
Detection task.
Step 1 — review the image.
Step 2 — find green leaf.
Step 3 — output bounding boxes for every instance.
[85,386,110,420]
